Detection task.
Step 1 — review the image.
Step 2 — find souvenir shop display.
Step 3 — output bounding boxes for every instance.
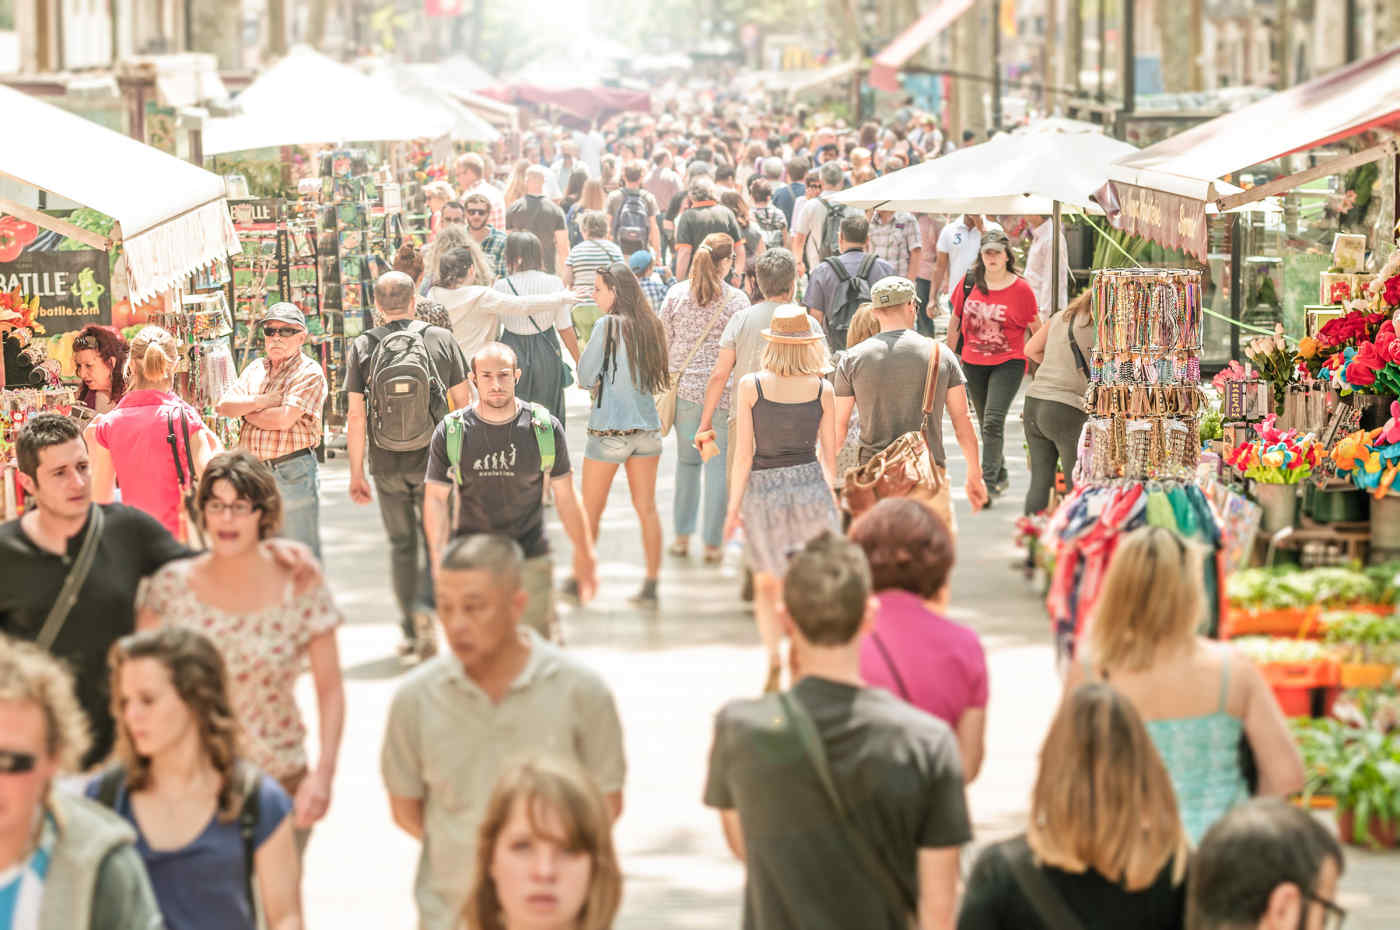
[0,386,79,520]
[1044,268,1232,661]
[227,199,321,369]
[148,293,242,449]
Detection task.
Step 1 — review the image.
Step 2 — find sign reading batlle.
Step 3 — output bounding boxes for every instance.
[0,249,111,334]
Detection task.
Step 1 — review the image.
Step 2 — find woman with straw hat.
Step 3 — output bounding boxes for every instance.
[724,304,840,692]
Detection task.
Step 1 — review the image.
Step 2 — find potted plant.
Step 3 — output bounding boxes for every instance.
[1294,690,1400,848]
[1322,611,1400,688]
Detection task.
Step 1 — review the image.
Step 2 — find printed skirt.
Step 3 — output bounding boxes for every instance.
[741,460,840,576]
[499,328,568,424]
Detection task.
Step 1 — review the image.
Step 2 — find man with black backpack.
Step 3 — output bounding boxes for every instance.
[789,162,850,277]
[346,271,473,661]
[802,213,893,352]
[604,161,661,258]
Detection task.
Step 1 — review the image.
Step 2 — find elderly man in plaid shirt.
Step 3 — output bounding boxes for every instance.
[867,208,923,280]
[215,303,329,557]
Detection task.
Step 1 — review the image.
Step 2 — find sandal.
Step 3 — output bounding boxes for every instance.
[702,546,724,565]
[667,538,690,558]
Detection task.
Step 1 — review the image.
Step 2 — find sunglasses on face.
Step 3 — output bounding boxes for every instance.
[0,749,38,774]
[73,335,100,351]
[465,208,489,216]
[262,326,302,339]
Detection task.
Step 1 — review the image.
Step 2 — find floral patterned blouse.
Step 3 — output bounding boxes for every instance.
[138,560,343,780]
[657,280,749,411]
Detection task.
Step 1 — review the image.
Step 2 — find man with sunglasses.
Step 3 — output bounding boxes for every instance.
[1188,798,1346,930]
[0,638,163,930]
[463,193,507,280]
[216,303,329,558]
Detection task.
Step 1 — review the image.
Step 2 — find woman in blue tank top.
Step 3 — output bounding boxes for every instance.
[724,304,841,692]
[1062,526,1305,842]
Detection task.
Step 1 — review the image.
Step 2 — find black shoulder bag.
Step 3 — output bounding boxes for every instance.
[776,691,918,921]
[166,410,205,548]
[96,762,262,916]
[1001,840,1089,930]
[951,273,976,356]
[34,503,104,651]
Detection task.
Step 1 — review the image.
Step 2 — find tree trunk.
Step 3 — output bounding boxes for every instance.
[1045,0,1058,112]
[1067,0,1082,91]
[469,0,484,60]
[308,0,328,50]
[1274,0,1292,87]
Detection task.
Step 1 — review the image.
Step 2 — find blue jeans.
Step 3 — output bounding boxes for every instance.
[271,451,321,560]
[672,398,729,549]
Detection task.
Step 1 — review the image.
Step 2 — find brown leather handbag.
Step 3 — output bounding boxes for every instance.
[842,340,948,519]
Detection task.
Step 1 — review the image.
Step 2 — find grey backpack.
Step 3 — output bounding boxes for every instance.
[362,320,445,452]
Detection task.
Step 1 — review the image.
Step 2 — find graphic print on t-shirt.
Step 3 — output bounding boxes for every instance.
[961,295,1012,356]
[473,443,518,476]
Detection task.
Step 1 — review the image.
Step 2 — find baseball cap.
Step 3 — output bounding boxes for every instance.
[261,302,307,330]
[870,277,918,309]
[628,250,654,274]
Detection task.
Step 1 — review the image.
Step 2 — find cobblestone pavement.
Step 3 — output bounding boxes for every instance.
[302,385,1397,928]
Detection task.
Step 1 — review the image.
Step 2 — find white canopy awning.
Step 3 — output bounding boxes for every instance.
[833,130,1139,214]
[367,62,500,143]
[203,46,454,155]
[0,84,239,305]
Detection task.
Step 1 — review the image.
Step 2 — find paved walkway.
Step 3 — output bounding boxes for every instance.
[301,384,1396,928]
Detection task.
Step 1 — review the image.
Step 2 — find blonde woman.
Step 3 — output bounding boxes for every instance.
[958,683,1189,929]
[464,759,622,930]
[423,180,457,238]
[88,325,222,540]
[503,158,530,207]
[1064,526,1305,842]
[724,304,839,691]
[658,232,749,562]
[566,179,607,249]
[421,222,474,294]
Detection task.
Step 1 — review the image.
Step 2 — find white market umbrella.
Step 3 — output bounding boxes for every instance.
[832,130,1139,215]
[204,46,454,155]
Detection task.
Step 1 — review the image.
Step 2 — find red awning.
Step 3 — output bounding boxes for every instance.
[869,0,977,93]
[480,85,651,126]
[1107,44,1400,203]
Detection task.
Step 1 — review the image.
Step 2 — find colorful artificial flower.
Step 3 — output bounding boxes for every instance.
[1345,341,1384,388]
[1296,336,1319,360]
[1385,274,1400,309]
[1330,280,1354,304]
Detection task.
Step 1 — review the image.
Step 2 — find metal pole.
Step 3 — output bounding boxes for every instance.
[1051,201,1063,315]
[1122,0,1135,114]
[992,0,1002,130]
[1230,213,1242,362]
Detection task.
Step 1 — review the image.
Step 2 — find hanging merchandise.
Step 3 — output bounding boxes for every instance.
[0,386,80,520]
[1046,267,1227,662]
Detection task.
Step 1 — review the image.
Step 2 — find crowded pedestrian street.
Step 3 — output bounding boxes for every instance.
[3,5,1400,929]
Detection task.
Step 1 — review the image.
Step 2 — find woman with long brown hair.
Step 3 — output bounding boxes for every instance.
[958,682,1189,929]
[91,627,302,930]
[1064,526,1304,842]
[503,158,530,207]
[657,232,749,563]
[463,759,622,930]
[571,262,670,607]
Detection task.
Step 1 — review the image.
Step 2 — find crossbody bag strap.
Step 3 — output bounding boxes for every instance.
[776,691,917,917]
[35,504,104,651]
[673,299,729,381]
[922,340,942,416]
[236,762,262,920]
[1067,318,1091,379]
[870,633,912,702]
[1002,840,1090,930]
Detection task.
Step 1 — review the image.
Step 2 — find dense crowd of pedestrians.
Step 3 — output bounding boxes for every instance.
[0,100,1338,930]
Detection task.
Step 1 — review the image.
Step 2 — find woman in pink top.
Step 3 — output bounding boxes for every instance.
[87,325,222,541]
[849,498,988,782]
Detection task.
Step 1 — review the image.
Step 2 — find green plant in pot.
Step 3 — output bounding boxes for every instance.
[1293,692,1400,848]
[1322,612,1400,682]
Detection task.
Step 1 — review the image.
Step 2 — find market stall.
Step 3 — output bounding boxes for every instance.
[0,83,241,517]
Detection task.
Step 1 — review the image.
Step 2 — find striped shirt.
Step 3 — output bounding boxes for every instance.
[495,270,574,335]
[233,351,327,461]
[0,813,54,930]
[565,238,623,300]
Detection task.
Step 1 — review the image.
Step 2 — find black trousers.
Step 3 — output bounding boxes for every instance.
[1022,396,1087,514]
[374,468,435,638]
[962,358,1024,488]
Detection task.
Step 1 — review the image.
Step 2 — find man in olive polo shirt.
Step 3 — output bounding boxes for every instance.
[380,534,625,930]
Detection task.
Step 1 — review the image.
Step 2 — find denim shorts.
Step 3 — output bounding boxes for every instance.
[585,429,663,463]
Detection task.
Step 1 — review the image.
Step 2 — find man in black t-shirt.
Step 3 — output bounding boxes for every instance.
[674,178,744,278]
[347,271,473,660]
[423,342,597,641]
[704,531,970,930]
[0,414,315,768]
[505,166,569,275]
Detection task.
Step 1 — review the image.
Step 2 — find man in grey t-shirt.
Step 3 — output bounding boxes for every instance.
[697,248,808,478]
[834,276,989,523]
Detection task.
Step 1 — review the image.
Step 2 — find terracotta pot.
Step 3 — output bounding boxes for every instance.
[1337,809,1400,848]
[1339,662,1395,689]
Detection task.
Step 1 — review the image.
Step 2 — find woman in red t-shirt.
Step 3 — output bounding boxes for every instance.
[950,229,1040,502]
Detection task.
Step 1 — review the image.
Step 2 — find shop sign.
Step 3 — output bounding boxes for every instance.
[1107,181,1208,261]
[0,249,111,334]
